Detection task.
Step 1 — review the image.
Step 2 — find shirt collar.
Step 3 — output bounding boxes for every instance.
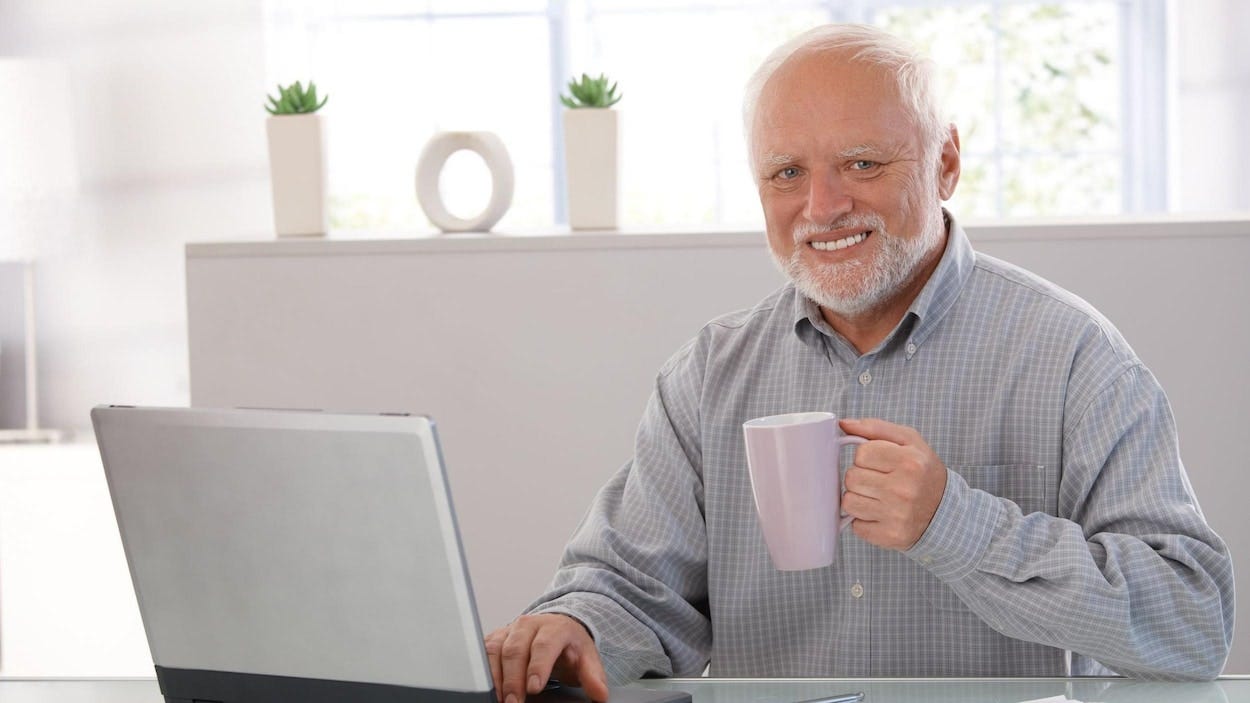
[904,209,976,350]
[791,209,976,356]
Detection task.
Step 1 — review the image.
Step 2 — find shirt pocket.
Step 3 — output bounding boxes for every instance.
[922,463,1051,612]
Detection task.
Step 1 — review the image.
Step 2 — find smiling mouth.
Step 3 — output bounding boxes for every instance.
[809,231,872,251]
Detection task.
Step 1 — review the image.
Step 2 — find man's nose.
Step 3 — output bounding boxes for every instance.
[803,171,853,225]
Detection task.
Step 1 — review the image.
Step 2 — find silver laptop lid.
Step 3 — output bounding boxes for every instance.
[92,405,491,695]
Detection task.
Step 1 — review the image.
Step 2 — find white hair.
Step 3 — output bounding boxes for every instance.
[743,24,945,175]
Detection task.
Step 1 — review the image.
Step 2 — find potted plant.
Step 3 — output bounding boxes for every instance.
[265,80,329,237]
[560,73,622,231]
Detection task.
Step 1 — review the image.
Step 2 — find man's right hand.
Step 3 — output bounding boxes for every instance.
[484,613,610,703]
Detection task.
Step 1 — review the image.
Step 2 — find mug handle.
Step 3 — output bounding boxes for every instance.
[836,434,869,531]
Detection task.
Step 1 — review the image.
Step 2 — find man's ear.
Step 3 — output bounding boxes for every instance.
[937,124,961,201]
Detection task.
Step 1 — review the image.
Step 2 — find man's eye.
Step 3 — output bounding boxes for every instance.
[851,160,878,171]
[775,166,801,180]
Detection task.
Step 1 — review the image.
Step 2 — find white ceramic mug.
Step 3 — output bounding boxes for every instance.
[743,412,868,570]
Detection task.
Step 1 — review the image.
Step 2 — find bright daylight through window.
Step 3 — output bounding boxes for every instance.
[264,0,1166,232]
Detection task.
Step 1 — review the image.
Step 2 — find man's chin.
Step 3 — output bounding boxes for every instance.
[792,272,880,318]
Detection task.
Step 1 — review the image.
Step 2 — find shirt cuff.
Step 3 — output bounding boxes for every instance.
[905,467,1005,581]
[527,592,673,684]
[527,595,608,645]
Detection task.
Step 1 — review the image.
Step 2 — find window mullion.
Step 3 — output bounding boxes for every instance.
[1119,0,1168,214]
[993,1,1006,217]
[549,0,572,225]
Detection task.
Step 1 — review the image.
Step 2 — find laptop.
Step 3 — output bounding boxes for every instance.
[92,405,689,703]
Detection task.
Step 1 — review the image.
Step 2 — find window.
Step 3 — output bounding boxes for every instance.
[264,0,1168,231]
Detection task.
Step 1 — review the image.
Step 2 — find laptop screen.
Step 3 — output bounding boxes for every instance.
[93,406,493,702]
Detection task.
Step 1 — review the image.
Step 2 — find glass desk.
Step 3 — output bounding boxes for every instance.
[636,677,1250,702]
[2,676,1248,702]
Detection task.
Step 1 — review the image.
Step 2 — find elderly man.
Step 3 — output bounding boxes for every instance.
[486,23,1235,702]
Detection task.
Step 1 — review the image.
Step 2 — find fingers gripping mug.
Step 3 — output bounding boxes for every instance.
[742,412,868,570]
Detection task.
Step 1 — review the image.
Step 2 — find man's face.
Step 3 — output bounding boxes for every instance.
[752,50,960,318]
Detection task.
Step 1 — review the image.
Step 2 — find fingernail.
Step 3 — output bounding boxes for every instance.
[528,675,541,692]
[506,694,517,703]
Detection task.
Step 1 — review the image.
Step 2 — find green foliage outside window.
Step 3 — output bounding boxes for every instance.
[879,3,1122,217]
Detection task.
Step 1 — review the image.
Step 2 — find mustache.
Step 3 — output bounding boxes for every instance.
[792,213,887,243]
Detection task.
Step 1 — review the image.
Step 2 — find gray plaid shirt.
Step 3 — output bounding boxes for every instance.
[528,214,1234,681]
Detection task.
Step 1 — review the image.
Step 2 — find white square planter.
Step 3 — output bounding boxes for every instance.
[266,113,327,237]
[562,108,619,230]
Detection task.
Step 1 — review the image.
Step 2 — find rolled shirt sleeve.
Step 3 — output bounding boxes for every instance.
[526,360,714,683]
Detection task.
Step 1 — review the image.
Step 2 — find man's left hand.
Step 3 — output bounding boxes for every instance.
[839,418,948,551]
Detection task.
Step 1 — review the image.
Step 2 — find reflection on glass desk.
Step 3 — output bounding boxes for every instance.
[2,676,1249,702]
[634,677,1250,703]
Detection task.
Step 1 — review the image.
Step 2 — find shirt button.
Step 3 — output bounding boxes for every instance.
[906,343,917,356]
[858,371,872,386]
[850,583,865,598]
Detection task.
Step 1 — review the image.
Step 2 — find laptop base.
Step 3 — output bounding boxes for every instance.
[156,666,495,703]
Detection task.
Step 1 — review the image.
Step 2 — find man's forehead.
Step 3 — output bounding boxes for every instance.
[749,49,926,168]
[767,47,898,99]
[834,143,886,157]
[754,48,910,124]
[750,121,924,173]
[752,95,921,160]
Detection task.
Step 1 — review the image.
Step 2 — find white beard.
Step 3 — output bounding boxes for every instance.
[774,208,946,318]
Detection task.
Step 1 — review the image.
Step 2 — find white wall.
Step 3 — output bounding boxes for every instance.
[0,0,272,433]
[0,442,151,675]
[1173,0,1250,212]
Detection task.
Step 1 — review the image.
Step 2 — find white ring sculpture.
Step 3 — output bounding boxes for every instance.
[415,131,514,233]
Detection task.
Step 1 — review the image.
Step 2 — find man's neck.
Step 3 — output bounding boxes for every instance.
[820,235,948,356]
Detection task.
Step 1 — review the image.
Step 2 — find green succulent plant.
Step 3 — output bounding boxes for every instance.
[559,73,622,109]
[265,80,329,115]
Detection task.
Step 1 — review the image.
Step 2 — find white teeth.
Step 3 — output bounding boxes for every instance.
[811,232,869,251]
